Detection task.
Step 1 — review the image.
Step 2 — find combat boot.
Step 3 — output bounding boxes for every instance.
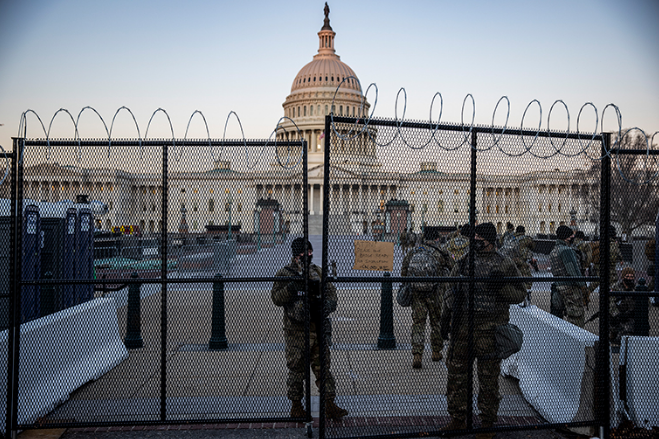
[432,350,442,361]
[412,353,422,369]
[325,399,349,420]
[440,418,466,431]
[475,421,495,439]
[290,400,305,418]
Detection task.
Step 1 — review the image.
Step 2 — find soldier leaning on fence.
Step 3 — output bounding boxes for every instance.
[401,227,455,369]
[440,223,525,438]
[549,226,587,328]
[609,267,636,345]
[271,238,348,420]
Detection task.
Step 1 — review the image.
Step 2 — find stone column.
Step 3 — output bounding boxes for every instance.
[309,184,315,215]
[319,184,323,215]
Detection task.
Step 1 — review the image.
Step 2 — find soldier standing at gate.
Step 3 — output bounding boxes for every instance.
[271,238,348,420]
[440,222,525,438]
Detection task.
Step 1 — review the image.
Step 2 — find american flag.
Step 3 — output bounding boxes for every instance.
[319,131,324,140]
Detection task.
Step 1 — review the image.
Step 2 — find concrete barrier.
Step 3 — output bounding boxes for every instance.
[0,298,128,433]
[619,336,659,429]
[501,305,602,427]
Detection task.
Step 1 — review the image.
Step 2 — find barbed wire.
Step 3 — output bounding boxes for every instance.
[4,94,656,187]
[327,77,644,162]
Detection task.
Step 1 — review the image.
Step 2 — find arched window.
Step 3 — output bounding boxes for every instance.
[310,105,313,116]
[304,106,307,116]
[209,199,214,212]
[486,205,491,214]
[325,105,328,115]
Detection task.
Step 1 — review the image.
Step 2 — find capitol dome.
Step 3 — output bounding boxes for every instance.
[279,3,373,169]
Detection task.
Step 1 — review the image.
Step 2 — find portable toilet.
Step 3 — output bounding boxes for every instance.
[38,203,77,316]
[75,207,94,304]
[22,204,41,323]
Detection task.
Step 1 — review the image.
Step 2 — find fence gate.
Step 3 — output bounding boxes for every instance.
[319,115,658,439]
[1,137,329,434]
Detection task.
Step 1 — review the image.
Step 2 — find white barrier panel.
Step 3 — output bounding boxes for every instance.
[620,336,659,429]
[0,298,128,433]
[501,305,601,425]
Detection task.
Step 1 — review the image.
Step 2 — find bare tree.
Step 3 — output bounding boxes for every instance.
[581,130,659,237]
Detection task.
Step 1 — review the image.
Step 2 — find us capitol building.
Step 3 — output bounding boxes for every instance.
[11,5,594,238]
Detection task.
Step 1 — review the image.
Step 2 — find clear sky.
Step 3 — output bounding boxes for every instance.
[1,0,657,154]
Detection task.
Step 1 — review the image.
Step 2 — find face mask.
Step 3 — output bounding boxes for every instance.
[300,254,313,266]
[567,237,575,244]
[623,279,634,288]
[474,240,487,252]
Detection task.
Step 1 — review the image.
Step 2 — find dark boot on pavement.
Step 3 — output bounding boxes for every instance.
[413,353,422,369]
[290,400,305,418]
[325,399,349,420]
[475,420,495,439]
[440,418,466,431]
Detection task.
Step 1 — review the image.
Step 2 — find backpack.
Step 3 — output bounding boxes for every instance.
[407,246,439,293]
[591,241,600,264]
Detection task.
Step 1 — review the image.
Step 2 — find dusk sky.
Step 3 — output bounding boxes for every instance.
[1,0,657,157]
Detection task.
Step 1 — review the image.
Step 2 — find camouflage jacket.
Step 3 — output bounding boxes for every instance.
[271,257,338,333]
[515,233,535,261]
[441,249,525,332]
[550,240,585,288]
[402,241,455,294]
[446,234,470,261]
[571,238,593,273]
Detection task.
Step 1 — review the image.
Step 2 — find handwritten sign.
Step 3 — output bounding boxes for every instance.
[353,240,394,272]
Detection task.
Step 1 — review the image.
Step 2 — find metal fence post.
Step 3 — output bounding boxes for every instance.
[377,272,396,349]
[209,273,228,349]
[633,279,649,336]
[124,272,143,348]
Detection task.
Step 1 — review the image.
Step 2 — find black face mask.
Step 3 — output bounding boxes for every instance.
[299,254,313,266]
[623,279,634,288]
[474,240,487,252]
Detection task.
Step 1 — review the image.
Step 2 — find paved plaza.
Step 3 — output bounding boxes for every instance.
[33,235,658,438]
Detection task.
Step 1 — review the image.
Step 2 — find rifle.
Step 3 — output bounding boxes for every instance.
[585,311,599,324]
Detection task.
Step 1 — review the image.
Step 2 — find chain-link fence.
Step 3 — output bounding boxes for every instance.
[0,115,657,439]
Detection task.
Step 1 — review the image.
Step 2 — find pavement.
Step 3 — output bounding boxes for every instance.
[18,235,658,439]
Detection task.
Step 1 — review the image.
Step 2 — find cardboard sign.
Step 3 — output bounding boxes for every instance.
[353,240,394,272]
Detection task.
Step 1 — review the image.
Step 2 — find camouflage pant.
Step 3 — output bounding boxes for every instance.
[558,285,585,328]
[446,327,501,424]
[411,292,443,355]
[284,328,336,401]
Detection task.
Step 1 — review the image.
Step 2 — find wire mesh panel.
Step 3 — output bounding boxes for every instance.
[321,116,659,438]
[10,138,313,428]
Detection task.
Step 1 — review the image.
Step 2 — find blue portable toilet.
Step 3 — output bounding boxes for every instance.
[37,203,78,315]
[22,205,41,323]
[75,207,94,304]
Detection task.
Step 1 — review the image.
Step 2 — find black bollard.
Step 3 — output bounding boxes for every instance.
[124,272,144,348]
[377,272,396,349]
[41,271,55,317]
[209,273,228,349]
[633,279,649,336]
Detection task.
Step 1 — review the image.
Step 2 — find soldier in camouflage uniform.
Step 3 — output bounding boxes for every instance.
[271,238,348,420]
[571,231,592,275]
[549,226,587,328]
[497,222,515,249]
[440,222,525,437]
[402,227,455,368]
[610,267,636,345]
[446,223,471,261]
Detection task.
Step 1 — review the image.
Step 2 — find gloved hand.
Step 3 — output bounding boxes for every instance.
[286,278,305,299]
